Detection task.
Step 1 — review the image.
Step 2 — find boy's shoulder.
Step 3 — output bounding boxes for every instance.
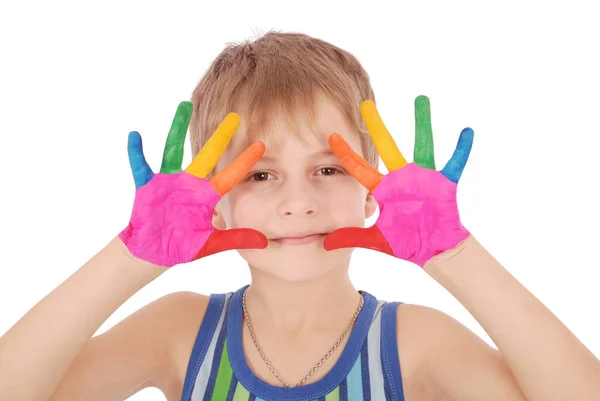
[395,303,482,399]
[394,303,452,399]
[395,303,520,400]
[148,291,211,398]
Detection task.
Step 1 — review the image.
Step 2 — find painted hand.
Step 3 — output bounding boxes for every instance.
[119,101,268,267]
[323,96,473,267]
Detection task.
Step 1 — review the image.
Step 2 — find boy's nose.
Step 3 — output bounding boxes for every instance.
[276,183,318,217]
[281,206,316,217]
[278,197,317,217]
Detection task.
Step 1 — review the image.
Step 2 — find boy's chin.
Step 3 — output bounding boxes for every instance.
[240,248,353,282]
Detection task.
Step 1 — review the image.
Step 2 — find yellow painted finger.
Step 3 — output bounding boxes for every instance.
[185,112,241,178]
[360,100,407,171]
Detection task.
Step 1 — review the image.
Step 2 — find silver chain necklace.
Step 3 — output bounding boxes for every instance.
[241,288,364,388]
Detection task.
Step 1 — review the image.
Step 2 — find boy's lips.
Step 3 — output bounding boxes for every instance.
[270,232,329,245]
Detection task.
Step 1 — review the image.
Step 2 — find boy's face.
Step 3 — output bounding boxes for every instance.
[213,94,377,282]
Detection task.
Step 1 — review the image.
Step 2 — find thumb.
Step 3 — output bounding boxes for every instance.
[323,225,394,256]
[192,228,268,259]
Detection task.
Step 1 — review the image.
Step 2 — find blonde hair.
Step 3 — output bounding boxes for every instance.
[189,30,378,169]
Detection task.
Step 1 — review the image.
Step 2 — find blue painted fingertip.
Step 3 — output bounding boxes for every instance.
[440,127,474,183]
[127,131,154,189]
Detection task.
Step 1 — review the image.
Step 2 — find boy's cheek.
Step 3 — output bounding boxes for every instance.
[229,197,271,229]
[326,188,370,225]
[326,183,367,208]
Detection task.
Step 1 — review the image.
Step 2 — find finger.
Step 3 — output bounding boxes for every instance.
[193,228,268,259]
[160,101,193,174]
[329,133,383,192]
[360,100,407,171]
[440,127,474,183]
[127,131,154,189]
[185,112,241,178]
[209,141,266,195]
[414,95,436,170]
[323,225,394,256]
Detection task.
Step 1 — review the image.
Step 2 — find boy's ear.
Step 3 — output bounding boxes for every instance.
[365,193,378,219]
[212,206,227,230]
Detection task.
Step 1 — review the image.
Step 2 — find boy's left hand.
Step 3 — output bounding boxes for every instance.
[323,96,473,267]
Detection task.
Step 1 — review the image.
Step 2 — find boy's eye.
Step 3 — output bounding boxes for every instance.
[251,172,272,181]
[316,167,342,176]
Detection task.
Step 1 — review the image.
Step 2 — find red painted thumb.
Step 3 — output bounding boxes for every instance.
[193,228,268,260]
[323,225,394,256]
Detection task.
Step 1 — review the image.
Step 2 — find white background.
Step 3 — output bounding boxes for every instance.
[1,1,599,399]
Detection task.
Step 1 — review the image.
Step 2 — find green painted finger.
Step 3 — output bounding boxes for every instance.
[160,101,193,174]
[414,95,436,170]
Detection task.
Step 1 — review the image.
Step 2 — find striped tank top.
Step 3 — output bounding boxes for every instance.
[180,285,405,400]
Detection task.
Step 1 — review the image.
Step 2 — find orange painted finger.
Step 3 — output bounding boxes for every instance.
[328,133,384,192]
[209,141,266,195]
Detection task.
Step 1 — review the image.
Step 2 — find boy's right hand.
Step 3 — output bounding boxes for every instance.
[118,101,267,267]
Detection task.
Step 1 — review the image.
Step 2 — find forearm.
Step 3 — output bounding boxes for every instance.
[0,236,166,401]
[424,235,600,401]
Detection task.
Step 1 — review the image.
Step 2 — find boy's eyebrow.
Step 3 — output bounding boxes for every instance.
[312,150,337,158]
[258,150,338,163]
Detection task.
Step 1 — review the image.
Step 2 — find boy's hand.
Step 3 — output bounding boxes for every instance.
[119,101,267,267]
[323,96,473,267]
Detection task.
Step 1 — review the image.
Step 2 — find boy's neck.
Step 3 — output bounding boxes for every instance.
[245,264,361,336]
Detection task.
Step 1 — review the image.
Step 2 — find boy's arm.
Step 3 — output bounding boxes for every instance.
[0,237,166,401]
[49,290,210,401]
[419,235,600,401]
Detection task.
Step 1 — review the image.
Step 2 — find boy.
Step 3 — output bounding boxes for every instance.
[1,31,599,401]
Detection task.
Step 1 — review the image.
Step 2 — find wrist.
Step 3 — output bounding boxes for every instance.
[107,236,167,279]
[423,234,482,281]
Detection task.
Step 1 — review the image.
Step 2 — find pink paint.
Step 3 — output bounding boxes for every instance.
[372,163,470,267]
[119,172,221,267]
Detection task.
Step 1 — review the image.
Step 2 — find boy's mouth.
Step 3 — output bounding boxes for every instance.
[270,232,328,245]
